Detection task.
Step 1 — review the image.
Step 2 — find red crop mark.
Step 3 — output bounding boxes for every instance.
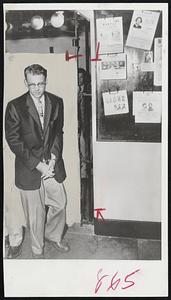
[65,42,101,62]
[94,208,106,222]
[65,50,84,61]
[90,42,102,61]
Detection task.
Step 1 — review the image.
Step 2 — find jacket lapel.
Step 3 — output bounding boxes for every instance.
[43,92,52,136]
[26,92,56,136]
[26,93,43,133]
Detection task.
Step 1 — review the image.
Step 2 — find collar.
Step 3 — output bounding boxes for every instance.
[30,93,45,103]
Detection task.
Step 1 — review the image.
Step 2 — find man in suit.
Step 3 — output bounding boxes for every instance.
[5,64,70,258]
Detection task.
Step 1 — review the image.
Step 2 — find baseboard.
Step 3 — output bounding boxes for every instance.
[94,219,161,240]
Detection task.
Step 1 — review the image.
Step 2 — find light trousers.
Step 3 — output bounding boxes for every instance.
[20,178,67,255]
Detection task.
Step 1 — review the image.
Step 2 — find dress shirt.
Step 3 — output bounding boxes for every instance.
[31,94,45,129]
[30,94,56,162]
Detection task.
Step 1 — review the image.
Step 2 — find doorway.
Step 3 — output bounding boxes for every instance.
[75,13,94,225]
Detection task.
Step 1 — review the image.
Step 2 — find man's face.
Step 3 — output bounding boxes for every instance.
[25,73,46,99]
[78,73,84,86]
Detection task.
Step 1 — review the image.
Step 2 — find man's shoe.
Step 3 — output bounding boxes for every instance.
[32,251,44,259]
[45,238,70,253]
[7,244,22,259]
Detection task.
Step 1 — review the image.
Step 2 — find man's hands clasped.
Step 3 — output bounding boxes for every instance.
[36,158,56,180]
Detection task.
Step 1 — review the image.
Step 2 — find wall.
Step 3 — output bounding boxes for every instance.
[93,142,161,222]
[6,33,86,69]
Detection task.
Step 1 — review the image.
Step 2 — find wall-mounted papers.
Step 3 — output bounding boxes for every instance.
[154,38,162,86]
[141,51,155,72]
[96,17,123,54]
[133,91,161,123]
[126,10,160,50]
[102,90,129,116]
[100,53,127,80]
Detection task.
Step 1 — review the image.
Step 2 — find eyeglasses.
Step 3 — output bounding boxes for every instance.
[27,82,46,88]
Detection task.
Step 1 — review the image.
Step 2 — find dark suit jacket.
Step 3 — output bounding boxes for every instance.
[5,91,66,190]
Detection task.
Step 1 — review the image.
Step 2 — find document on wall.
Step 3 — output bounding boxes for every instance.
[102,90,129,116]
[154,38,162,86]
[141,51,155,72]
[100,53,127,80]
[96,16,123,54]
[126,10,160,50]
[133,91,161,123]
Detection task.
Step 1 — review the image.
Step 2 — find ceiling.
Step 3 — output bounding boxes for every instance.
[5,10,89,40]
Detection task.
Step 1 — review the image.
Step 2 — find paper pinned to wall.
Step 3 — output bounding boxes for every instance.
[154,38,162,86]
[133,91,161,123]
[102,90,129,116]
[141,51,155,72]
[100,53,127,80]
[126,10,160,50]
[96,16,123,54]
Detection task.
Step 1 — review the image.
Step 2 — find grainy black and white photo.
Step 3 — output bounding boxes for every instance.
[3,3,168,297]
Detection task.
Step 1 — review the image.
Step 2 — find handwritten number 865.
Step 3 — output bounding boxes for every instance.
[95,268,140,294]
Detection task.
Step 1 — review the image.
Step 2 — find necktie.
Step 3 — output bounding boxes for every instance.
[37,99,43,117]
[37,99,44,128]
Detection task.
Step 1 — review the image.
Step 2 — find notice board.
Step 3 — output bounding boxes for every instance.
[95,10,162,142]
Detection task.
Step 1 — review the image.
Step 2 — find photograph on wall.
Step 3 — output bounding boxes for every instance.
[2,3,168,298]
[133,91,161,123]
[102,90,129,116]
[144,51,153,63]
[96,16,123,54]
[99,53,127,80]
[126,10,160,50]
[141,50,154,72]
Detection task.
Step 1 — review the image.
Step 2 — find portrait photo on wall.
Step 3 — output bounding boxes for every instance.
[133,16,143,29]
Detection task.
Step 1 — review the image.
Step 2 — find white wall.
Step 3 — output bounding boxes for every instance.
[93,142,161,222]
[6,34,86,69]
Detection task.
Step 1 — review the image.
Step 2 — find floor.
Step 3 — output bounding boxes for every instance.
[5,223,161,260]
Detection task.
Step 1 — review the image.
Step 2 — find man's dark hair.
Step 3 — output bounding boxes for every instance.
[24,64,47,80]
[78,68,86,81]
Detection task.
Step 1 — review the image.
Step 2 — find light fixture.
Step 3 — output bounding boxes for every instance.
[4,21,7,31]
[31,15,44,30]
[50,11,64,28]
[5,21,13,32]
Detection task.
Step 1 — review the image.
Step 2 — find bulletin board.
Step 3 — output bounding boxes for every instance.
[95,10,162,142]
